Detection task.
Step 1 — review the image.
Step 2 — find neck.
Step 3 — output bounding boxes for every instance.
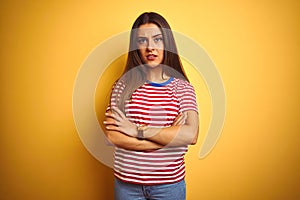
[146,65,169,83]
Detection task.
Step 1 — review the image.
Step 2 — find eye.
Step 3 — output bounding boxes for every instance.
[153,37,163,43]
[137,38,147,45]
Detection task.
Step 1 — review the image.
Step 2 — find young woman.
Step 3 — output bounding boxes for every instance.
[103,12,199,200]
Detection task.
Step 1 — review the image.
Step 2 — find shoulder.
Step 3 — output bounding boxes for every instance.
[112,79,126,90]
[172,78,198,112]
[172,77,195,91]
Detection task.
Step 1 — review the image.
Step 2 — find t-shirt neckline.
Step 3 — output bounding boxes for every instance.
[147,77,174,87]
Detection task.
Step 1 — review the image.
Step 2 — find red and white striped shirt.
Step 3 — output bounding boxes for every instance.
[109,77,198,185]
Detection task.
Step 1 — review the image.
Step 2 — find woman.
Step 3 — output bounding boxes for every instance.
[104,12,199,200]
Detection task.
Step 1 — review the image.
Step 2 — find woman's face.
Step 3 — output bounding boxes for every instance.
[137,23,164,67]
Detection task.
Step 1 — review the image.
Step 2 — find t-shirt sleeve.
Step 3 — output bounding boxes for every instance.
[104,80,125,145]
[177,81,198,113]
[107,80,126,110]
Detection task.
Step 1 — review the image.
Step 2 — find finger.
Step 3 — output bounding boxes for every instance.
[175,112,182,119]
[173,114,181,125]
[105,111,114,118]
[173,121,179,126]
[103,118,118,126]
[112,106,126,119]
[173,113,183,126]
[106,106,111,112]
[105,125,120,132]
[179,113,187,125]
[182,112,187,121]
[175,118,185,126]
[105,112,122,122]
[176,113,183,119]
[173,117,181,125]
[176,112,189,125]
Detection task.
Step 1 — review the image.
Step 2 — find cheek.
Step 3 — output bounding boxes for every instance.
[159,50,164,59]
[138,49,147,63]
[139,48,146,57]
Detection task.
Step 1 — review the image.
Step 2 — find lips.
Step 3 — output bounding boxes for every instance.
[146,54,157,61]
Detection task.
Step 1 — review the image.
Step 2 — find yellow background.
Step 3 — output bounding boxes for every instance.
[1,0,299,199]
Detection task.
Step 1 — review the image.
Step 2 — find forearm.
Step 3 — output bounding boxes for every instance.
[104,108,199,147]
[143,111,199,146]
[144,124,198,146]
[105,130,163,151]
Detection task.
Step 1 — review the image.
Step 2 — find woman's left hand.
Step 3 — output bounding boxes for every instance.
[104,107,137,137]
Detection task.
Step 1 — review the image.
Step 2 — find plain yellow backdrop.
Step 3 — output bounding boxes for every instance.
[1,0,299,199]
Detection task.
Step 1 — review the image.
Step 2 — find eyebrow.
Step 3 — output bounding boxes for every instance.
[137,34,163,38]
[152,34,163,37]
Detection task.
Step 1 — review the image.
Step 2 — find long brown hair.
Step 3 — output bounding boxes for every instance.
[115,12,189,111]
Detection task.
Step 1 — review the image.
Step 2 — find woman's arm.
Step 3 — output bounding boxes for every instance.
[105,129,163,150]
[105,107,199,146]
[142,110,199,146]
[104,109,163,151]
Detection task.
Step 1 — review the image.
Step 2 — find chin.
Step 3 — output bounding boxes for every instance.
[145,62,161,68]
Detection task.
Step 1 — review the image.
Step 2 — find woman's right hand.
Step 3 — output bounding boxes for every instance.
[172,112,187,126]
[104,107,138,138]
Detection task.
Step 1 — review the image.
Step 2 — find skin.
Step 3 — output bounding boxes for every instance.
[105,107,198,147]
[104,108,188,150]
[137,23,164,70]
[103,23,199,149]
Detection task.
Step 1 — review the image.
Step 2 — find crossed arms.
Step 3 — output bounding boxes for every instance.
[103,107,199,151]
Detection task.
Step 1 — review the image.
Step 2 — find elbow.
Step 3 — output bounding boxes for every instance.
[187,127,199,145]
[104,131,117,146]
[169,126,199,146]
[190,136,198,145]
[172,130,198,146]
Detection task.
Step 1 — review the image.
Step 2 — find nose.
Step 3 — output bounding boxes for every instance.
[146,39,155,51]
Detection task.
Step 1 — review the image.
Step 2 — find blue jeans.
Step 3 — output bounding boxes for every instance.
[114,178,186,200]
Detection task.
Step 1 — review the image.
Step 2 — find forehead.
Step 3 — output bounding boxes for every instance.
[137,23,162,36]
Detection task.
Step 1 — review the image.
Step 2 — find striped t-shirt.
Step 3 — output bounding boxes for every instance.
[109,77,198,185]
